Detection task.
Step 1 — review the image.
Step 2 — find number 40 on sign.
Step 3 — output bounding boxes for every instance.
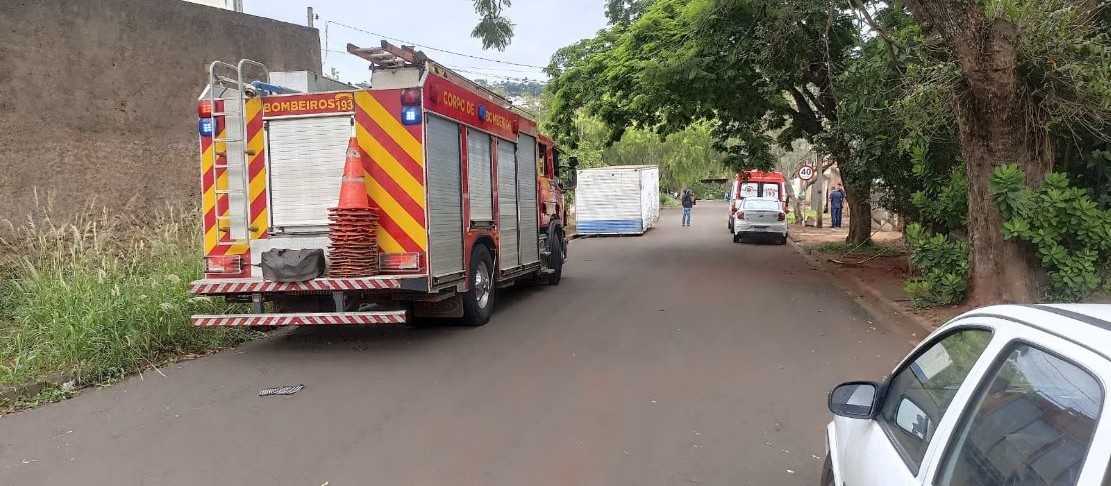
[797,164,816,181]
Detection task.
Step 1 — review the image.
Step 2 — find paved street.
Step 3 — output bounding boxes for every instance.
[0,202,917,486]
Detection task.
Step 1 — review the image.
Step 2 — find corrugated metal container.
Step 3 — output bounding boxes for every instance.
[575,165,659,235]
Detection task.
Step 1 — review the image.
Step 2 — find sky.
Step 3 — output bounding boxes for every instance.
[244,0,608,85]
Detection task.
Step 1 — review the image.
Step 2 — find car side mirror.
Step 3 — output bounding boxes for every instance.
[828,381,880,419]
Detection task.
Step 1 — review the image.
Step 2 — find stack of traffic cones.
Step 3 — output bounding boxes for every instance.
[327,137,380,277]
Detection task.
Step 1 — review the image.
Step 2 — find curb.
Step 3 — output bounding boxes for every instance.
[787,237,938,334]
[0,373,73,403]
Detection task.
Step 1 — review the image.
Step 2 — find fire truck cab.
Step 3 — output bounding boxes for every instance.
[727,170,787,233]
[189,42,569,328]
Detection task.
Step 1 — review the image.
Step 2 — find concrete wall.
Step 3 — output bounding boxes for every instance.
[0,0,321,221]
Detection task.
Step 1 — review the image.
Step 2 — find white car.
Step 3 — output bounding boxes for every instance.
[824,304,1111,486]
[732,197,787,244]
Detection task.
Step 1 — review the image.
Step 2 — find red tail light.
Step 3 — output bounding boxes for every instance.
[736,212,745,220]
[379,252,422,272]
[778,213,786,221]
[205,255,242,274]
[400,88,421,106]
[197,100,213,118]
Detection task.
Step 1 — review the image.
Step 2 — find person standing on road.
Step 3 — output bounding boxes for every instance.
[681,188,696,226]
[829,184,846,229]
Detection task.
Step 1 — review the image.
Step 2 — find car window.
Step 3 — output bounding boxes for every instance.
[879,329,993,474]
[937,344,1103,486]
[742,200,780,211]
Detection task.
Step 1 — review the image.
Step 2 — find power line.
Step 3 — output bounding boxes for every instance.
[320,49,548,82]
[326,20,548,69]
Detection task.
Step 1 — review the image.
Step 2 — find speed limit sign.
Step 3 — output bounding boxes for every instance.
[798,164,816,181]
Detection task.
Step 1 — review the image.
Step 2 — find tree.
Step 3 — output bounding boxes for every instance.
[899,0,1111,303]
[471,0,514,51]
[545,0,876,243]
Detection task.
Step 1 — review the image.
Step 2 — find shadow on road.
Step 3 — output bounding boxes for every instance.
[253,280,556,353]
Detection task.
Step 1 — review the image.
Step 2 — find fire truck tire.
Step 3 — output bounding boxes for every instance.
[544,222,565,285]
[460,245,495,327]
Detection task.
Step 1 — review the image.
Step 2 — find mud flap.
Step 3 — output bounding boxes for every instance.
[412,295,465,318]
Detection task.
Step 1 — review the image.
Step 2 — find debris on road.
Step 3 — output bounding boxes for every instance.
[259,384,304,397]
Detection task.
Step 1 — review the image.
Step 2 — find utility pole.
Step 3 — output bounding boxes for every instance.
[811,152,825,228]
[307,7,316,28]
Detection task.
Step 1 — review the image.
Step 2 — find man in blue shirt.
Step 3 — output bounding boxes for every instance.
[829,184,846,229]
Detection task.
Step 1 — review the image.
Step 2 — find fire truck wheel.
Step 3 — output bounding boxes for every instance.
[544,223,565,285]
[460,245,495,327]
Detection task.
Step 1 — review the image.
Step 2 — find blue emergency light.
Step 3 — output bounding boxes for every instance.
[198,118,215,137]
[401,106,422,125]
[477,104,488,121]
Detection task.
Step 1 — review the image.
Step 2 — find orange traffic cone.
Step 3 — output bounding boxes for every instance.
[327,137,381,277]
[336,137,372,209]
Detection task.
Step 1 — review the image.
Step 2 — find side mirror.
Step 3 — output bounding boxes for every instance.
[828,381,880,419]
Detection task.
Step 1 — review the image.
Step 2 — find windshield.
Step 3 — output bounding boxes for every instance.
[743,200,781,211]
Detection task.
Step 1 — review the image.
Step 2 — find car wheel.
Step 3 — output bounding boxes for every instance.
[460,245,495,327]
[733,232,742,243]
[821,453,835,486]
[779,234,788,245]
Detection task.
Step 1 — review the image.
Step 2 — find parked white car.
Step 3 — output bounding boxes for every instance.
[732,197,788,244]
[824,304,1111,485]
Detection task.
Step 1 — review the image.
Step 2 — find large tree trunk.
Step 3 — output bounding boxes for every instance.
[905,1,1051,304]
[841,174,872,245]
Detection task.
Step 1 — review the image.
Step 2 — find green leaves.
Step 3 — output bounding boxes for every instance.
[990,166,1111,301]
[904,223,970,307]
[470,0,514,51]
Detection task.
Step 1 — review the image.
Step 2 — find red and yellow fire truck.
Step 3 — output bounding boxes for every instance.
[189,42,571,327]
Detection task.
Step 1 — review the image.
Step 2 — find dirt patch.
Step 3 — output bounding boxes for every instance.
[794,230,967,330]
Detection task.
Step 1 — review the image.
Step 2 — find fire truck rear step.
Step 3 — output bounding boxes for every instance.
[191,310,407,327]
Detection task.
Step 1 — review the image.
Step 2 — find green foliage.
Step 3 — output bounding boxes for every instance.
[470,0,514,51]
[660,193,679,208]
[0,207,250,389]
[567,115,727,191]
[904,223,970,307]
[991,164,1111,301]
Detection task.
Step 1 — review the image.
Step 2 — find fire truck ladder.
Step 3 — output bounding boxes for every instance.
[346,41,425,69]
[205,59,269,243]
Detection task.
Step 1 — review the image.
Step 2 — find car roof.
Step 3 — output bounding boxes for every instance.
[953,304,1111,360]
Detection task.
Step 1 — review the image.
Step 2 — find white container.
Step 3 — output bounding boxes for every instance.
[575,165,660,235]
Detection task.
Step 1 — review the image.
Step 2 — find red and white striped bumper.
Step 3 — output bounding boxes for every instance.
[191,310,408,327]
[189,276,420,295]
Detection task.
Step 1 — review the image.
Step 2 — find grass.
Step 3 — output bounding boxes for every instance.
[660,193,680,208]
[817,240,906,257]
[0,205,250,402]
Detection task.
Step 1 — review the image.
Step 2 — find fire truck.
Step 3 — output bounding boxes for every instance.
[189,41,571,327]
[726,170,788,233]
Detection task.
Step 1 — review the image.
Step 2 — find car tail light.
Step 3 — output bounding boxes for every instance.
[205,255,242,274]
[736,212,745,220]
[778,213,786,221]
[379,252,421,272]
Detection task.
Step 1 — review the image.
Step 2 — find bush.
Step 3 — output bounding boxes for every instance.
[904,223,969,307]
[0,206,249,390]
[991,165,1111,301]
[660,193,680,208]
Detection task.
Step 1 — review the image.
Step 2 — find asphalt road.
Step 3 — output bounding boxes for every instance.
[0,202,918,486]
